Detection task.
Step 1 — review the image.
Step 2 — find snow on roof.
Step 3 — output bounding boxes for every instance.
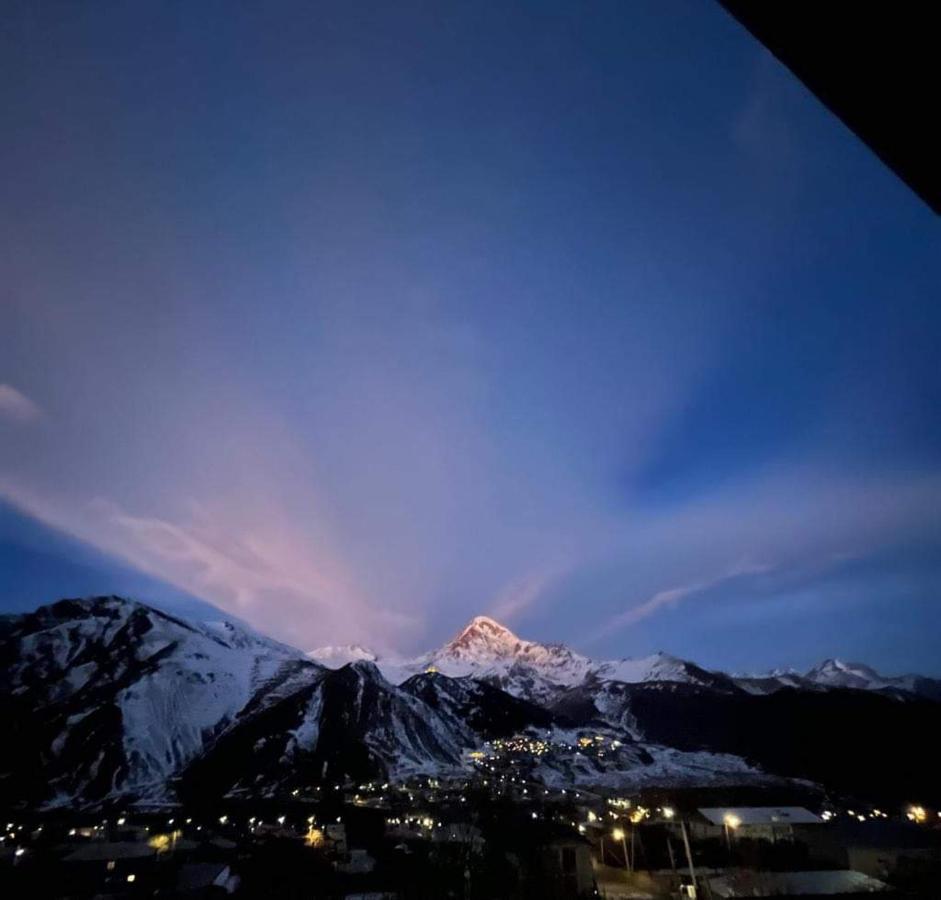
[709,869,889,896]
[698,806,823,826]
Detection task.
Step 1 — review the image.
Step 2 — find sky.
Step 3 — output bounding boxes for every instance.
[1,1,939,675]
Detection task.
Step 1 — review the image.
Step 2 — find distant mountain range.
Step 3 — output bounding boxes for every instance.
[309,614,941,703]
[2,597,939,809]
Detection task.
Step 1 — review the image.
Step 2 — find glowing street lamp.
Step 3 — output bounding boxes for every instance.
[612,827,631,872]
[723,813,741,851]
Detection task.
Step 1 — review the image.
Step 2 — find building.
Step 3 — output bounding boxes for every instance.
[336,848,376,874]
[431,821,485,851]
[541,835,594,898]
[803,820,941,883]
[695,807,823,842]
[325,822,348,854]
[61,840,160,894]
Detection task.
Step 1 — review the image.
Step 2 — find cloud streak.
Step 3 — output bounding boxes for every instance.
[0,384,44,424]
[582,560,775,646]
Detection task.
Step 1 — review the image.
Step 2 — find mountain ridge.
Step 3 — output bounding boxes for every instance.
[4,596,941,808]
[307,611,941,703]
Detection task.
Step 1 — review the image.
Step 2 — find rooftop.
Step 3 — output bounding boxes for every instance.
[699,806,823,826]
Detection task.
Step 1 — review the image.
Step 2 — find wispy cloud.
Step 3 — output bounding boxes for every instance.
[487,563,571,626]
[582,560,774,646]
[0,384,44,423]
[0,477,413,652]
[95,499,425,652]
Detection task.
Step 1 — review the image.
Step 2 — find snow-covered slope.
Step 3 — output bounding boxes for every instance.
[807,658,900,690]
[0,599,573,805]
[307,643,377,668]
[182,661,477,797]
[0,596,322,805]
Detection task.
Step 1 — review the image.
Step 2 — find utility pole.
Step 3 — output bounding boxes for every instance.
[680,819,698,898]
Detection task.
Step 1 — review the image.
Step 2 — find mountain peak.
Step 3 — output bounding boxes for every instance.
[808,658,878,677]
[446,615,520,655]
[462,615,516,637]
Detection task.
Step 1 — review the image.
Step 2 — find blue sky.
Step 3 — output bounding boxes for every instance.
[1,1,939,674]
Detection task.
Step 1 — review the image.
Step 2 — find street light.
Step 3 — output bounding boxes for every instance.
[612,828,630,872]
[723,813,740,852]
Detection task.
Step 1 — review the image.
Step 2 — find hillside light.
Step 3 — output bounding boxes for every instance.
[908,806,927,823]
[612,827,625,841]
[126,874,136,883]
[662,807,675,819]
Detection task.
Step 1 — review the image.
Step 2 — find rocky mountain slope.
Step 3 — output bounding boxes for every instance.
[0,596,316,805]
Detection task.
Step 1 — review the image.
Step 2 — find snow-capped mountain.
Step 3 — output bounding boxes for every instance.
[407,615,593,701]
[363,615,738,702]
[808,658,883,687]
[3,596,940,808]
[422,615,591,681]
[734,658,941,702]
[305,615,935,705]
[307,643,377,667]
